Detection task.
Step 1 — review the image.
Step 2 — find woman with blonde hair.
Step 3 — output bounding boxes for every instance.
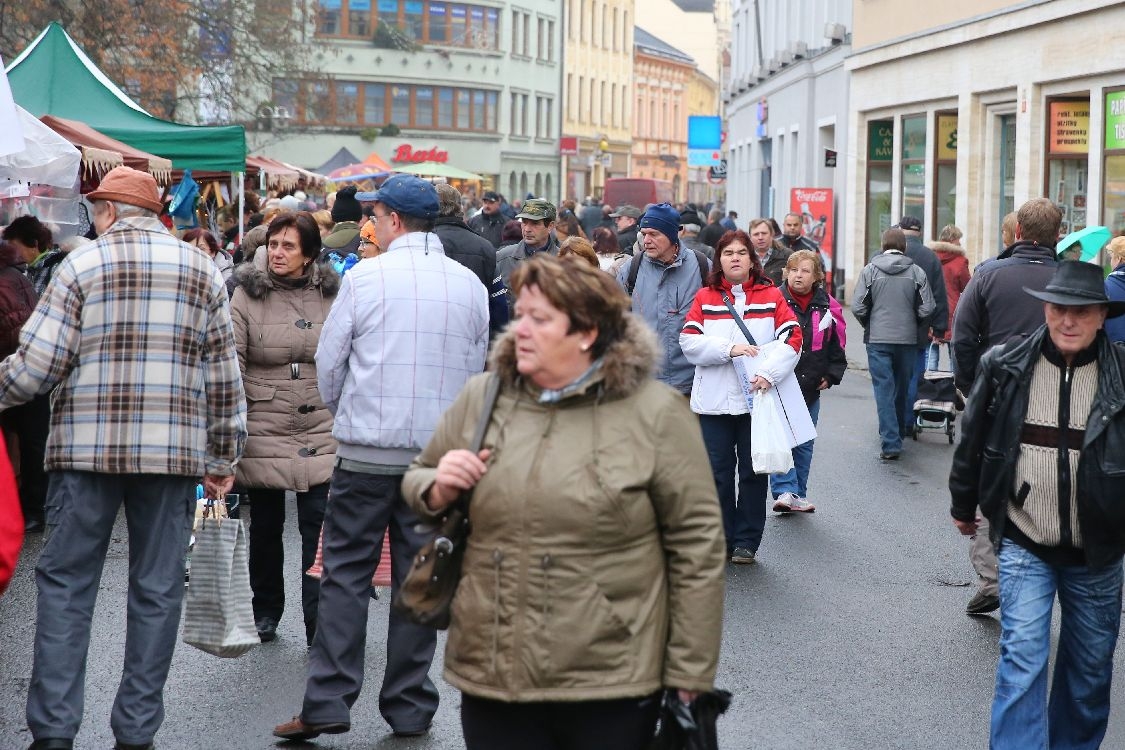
[1104,236,1125,342]
[403,254,725,750]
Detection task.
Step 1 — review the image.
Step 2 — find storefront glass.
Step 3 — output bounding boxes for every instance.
[1104,90,1125,241]
[1046,98,1090,236]
[900,115,926,226]
[866,119,893,261]
[997,114,1016,249]
[934,113,957,234]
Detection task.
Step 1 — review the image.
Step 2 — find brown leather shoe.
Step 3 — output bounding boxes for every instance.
[273,716,350,741]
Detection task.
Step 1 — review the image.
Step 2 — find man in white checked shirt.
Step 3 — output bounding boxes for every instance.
[0,166,247,750]
[274,174,488,743]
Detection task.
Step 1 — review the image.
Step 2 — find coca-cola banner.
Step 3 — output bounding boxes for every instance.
[789,187,834,285]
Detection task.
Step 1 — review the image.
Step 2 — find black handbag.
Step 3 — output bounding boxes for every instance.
[649,689,733,750]
[392,373,501,629]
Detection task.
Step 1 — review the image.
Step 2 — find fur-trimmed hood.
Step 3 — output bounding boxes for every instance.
[233,248,341,300]
[932,241,967,258]
[488,312,659,400]
[0,240,26,269]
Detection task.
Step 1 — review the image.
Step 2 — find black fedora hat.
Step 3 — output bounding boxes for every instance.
[1024,260,1125,318]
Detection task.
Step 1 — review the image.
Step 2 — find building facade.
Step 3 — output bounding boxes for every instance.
[844,0,1125,296]
[250,0,562,202]
[561,0,634,202]
[724,0,851,285]
[632,27,696,203]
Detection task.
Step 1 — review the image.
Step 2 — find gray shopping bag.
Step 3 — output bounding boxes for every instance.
[182,509,258,658]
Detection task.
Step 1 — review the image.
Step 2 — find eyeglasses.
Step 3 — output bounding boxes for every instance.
[370,213,389,224]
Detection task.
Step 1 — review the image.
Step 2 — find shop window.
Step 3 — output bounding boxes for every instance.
[415,86,434,127]
[933,112,958,236]
[391,85,411,126]
[900,115,926,228]
[1045,97,1091,236]
[364,83,387,124]
[318,0,341,34]
[866,119,894,261]
[437,87,454,128]
[457,89,471,129]
[335,82,359,124]
[997,114,1017,249]
[349,0,371,36]
[1104,89,1125,242]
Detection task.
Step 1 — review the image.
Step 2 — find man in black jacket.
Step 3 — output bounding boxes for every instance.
[609,204,641,253]
[949,198,1062,616]
[950,261,1125,748]
[433,184,508,338]
[467,190,507,249]
[897,216,948,435]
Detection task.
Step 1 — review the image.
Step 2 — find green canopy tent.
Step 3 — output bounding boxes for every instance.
[5,23,245,172]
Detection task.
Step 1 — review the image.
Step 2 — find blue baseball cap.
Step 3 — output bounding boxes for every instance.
[368,174,440,219]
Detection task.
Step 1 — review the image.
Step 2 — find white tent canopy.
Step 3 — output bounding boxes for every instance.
[0,54,24,158]
[0,105,80,189]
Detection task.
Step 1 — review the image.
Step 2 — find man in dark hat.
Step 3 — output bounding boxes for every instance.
[678,207,714,260]
[609,204,642,253]
[951,260,1125,749]
[0,166,246,750]
[494,198,559,315]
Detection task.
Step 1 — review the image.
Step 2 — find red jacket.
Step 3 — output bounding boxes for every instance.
[0,432,22,596]
[932,242,971,342]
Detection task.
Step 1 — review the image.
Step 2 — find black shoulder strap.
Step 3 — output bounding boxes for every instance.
[719,290,758,347]
[693,248,709,289]
[462,373,502,513]
[626,251,643,295]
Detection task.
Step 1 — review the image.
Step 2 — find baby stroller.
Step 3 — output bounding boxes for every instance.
[912,343,964,444]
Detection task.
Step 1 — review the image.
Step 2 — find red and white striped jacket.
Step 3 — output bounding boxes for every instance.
[679,278,802,415]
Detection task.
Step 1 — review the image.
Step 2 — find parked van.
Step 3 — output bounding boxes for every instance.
[603,178,674,210]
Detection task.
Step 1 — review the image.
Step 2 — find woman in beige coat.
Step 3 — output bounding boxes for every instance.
[229,212,340,645]
[403,255,726,750]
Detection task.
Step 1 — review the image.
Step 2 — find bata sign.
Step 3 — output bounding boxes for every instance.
[392,145,449,163]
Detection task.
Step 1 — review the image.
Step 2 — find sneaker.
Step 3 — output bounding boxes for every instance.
[772,493,798,513]
[965,590,1000,615]
[879,451,900,461]
[788,497,816,513]
[730,547,756,564]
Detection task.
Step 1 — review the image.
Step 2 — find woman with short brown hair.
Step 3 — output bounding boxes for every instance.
[403,254,725,750]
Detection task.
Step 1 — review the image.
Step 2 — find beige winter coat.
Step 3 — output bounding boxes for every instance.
[403,315,727,702]
[229,254,340,490]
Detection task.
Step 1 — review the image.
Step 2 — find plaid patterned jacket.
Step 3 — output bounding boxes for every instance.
[0,216,247,477]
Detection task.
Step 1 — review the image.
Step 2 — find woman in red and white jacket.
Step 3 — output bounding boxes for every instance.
[679,229,802,565]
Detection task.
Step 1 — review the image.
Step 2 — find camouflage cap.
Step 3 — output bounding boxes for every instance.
[609,204,642,219]
[515,198,557,222]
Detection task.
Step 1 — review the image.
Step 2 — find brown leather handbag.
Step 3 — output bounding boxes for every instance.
[393,374,501,629]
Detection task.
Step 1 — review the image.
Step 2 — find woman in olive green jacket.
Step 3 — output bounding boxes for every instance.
[403,255,726,750]
[229,212,339,646]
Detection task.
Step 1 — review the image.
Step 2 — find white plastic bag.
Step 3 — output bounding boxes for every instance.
[183,513,258,658]
[750,389,795,475]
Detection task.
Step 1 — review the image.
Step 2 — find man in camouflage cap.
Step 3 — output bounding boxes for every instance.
[494,198,559,316]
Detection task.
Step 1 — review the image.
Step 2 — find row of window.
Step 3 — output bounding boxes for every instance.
[568,0,630,53]
[273,79,500,131]
[566,73,628,129]
[510,93,554,139]
[317,0,500,50]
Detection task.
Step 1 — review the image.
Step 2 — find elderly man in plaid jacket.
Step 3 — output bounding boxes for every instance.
[0,167,247,750]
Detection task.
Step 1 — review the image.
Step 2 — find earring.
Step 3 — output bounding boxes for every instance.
[581,343,590,352]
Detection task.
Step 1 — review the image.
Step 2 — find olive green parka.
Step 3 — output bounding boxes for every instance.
[403,314,726,702]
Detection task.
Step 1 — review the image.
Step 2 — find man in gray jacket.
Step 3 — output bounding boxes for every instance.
[275,175,488,743]
[495,199,559,316]
[853,227,935,460]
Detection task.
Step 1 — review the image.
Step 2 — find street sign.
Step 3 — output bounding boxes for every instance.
[688,149,722,167]
[824,149,837,168]
[709,160,728,179]
[559,136,578,156]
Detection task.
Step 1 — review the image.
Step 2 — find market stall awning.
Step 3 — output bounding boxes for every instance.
[315,147,361,176]
[328,163,392,182]
[40,114,173,185]
[0,105,80,188]
[247,155,300,190]
[393,162,484,181]
[7,23,246,173]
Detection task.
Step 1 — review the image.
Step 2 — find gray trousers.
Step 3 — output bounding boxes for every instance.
[301,467,438,733]
[27,471,195,744]
[970,517,999,596]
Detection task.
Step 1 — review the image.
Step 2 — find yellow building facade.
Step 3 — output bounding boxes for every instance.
[562,0,635,201]
[632,27,695,203]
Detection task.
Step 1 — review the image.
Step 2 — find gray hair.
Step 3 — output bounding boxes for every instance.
[435,183,464,218]
[708,208,723,222]
[100,200,158,220]
[681,223,701,234]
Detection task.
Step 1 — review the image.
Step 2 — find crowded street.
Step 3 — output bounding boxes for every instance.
[5,356,1124,749]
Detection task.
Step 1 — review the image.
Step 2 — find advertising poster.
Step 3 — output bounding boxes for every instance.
[790,188,834,287]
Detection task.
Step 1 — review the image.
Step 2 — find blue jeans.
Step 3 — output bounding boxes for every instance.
[905,346,927,434]
[698,413,768,552]
[771,398,821,498]
[865,343,916,454]
[991,541,1123,750]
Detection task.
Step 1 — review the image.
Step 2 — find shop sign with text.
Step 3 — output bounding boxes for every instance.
[936,114,958,160]
[868,120,893,162]
[392,145,450,163]
[1106,91,1125,151]
[1048,100,1090,155]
